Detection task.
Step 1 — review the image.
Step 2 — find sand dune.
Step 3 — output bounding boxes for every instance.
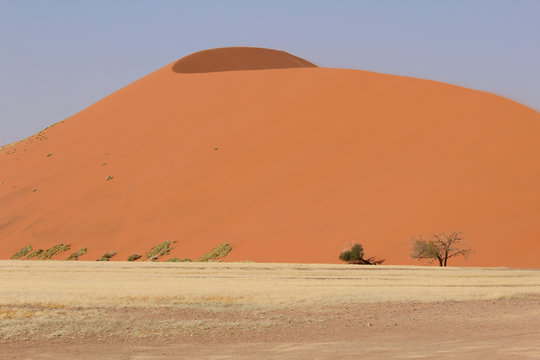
[1,47,539,267]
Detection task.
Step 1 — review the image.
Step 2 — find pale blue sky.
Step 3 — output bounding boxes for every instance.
[1,0,539,145]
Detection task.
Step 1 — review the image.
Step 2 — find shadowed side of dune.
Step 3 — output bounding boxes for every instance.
[172,47,317,73]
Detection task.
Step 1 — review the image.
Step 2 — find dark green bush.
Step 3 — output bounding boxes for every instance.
[127,254,142,261]
[339,243,364,263]
[339,243,384,265]
[97,252,116,261]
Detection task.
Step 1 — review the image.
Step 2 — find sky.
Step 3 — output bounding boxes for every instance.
[1,0,539,145]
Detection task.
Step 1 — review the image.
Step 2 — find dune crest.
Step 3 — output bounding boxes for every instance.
[172,47,317,73]
[1,48,539,267]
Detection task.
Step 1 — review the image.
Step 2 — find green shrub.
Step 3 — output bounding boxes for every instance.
[196,243,232,262]
[26,249,43,259]
[11,245,33,259]
[339,243,384,265]
[339,243,364,263]
[37,244,71,260]
[105,175,113,181]
[66,247,87,261]
[145,241,171,260]
[97,252,116,261]
[166,257,192,262]
[127,254,142,261]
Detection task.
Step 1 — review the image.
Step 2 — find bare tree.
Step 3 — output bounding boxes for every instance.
[410,232,472,267]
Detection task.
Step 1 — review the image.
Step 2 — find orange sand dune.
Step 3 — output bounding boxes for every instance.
[1,47,539,267]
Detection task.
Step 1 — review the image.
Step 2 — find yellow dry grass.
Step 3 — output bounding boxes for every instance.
[1,261,539,341]
[2,261,539,307]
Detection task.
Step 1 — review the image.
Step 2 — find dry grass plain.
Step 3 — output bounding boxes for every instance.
[1,261,539,359]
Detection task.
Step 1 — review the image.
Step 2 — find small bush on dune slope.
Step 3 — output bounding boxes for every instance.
[127,254,142,261]
[97,252,117,261]
[145,241,171,260]
[196,243,232,262]
[11,245,32,259]
[66,247,87,261]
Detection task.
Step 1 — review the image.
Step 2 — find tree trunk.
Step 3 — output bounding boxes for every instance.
[438,257,443,267]
[443,248,448,267]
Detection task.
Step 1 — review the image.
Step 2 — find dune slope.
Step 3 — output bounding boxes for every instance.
[1,47,539,267]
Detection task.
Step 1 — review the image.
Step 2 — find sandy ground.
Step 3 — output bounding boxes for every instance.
[2,297,540,359]
[1,261,539,359]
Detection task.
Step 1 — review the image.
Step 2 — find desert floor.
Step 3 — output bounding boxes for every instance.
[1,261,539,359]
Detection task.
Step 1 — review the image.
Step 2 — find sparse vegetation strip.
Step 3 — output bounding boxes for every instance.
[166,257,192,262]
[26,249,43,259]
[35,244,71,260]
[10,245,32,259]
[196,243,232,262]
[66,247,87,261]
[145,241,172,260]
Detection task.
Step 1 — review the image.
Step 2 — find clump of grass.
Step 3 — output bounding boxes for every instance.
[127,254,141,261]
[97,252,116,261]
[105,175,113,181]
[46,153,52,157]
[36,244,71,260]
[145,241,171,260]
[26,249,43,259]
[196,243,232,262]
[166,257,192,262]
[11,245,32,259]
[66,247,87,261]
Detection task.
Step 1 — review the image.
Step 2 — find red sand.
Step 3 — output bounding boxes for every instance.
[1,47,539,267]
